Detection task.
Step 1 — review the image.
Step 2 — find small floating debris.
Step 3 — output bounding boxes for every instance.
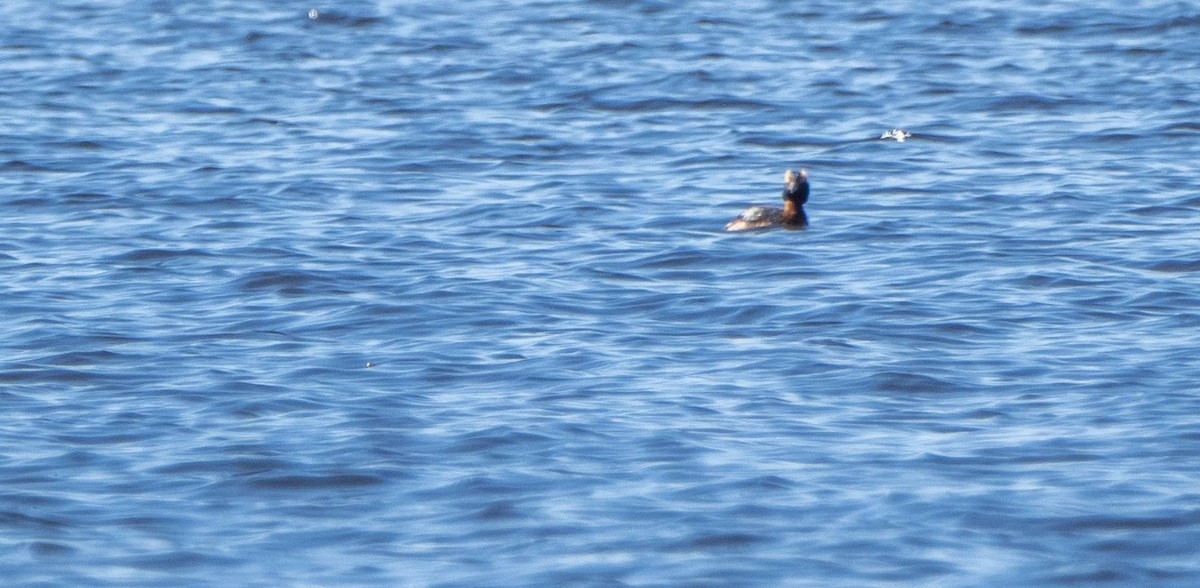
[308,8,320,20]
[880,129,911,142]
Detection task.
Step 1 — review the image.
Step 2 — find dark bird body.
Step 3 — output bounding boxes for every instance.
[725,169,809,231]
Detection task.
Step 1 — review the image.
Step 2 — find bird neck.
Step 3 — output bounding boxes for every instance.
[782,199,799,222]
[782,199,807,226]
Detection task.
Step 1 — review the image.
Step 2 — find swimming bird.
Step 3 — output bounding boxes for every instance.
[724,169,809,232]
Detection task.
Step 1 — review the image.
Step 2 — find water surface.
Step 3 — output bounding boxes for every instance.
[3,0,1200,585]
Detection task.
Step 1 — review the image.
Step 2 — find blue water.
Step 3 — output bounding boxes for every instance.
[3,0,1200,585]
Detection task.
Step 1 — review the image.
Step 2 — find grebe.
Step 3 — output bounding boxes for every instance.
[724,169,809,232]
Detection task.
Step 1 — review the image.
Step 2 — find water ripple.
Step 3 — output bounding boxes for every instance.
[3,0,1200,585]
